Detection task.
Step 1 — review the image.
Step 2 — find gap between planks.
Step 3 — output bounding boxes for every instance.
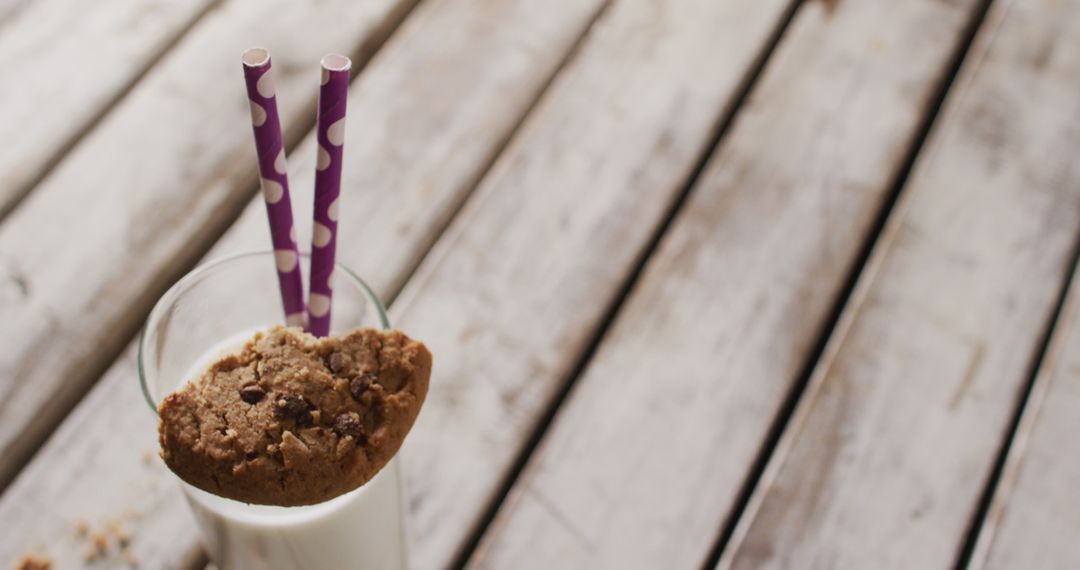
[965,218,1080,569]
[379,0,614,306]
[0,0,226,222]
[175,6,626,564]
[326,0,808,564]
[700,0,999,565]
[952,220,1080,569]
[0,0,424,494]
[715,0,1080,563]
[465,0,1022,566]
[0,0,617,567]
[449,0,805,565]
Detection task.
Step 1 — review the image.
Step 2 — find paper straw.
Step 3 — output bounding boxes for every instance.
[242,48,306,328]
[307,54,351,337]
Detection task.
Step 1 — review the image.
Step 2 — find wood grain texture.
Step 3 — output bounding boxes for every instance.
[0,349,202,569]
[0,0,417,490]
[4,0,798,561]
[389,0,797,565]
[969,51,1080,564]
[466,0,985,567]
[0,0,217,217]
[969,268,1080,570]
[719,0,1080,567]
[0,0,607,567]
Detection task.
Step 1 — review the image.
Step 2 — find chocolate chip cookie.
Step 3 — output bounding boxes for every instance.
[158,326,432,506]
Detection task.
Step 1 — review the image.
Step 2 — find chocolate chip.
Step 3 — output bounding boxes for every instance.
[275,394,309,416]
[245,451,259,461]
[273,394,313,426]
[349,373,375,401]
[328,352,349,374]
[333,412,364,439]
[239,384,266,404]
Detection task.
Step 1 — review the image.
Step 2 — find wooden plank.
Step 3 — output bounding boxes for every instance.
[0,0,31,27]
[3,0,800,567]
[0,0,218,217]
[0,0,608,567]
[466,0,988,567]
[717,0,1080,567]
[387,0,799,565]
[971,252,1080,562]
[0,0,419,489]
[0,349,203,569]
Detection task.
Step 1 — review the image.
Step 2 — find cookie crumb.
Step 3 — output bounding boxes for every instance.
[74,518,89,537]
[12,553,51,570]
[106,519,130,548]
[141,450,155,465]
[91,531,109,556]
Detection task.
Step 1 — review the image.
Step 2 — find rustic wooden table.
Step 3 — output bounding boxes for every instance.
[1,0,1078,568]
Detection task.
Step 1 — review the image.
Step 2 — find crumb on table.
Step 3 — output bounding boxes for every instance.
[12,553,52,570]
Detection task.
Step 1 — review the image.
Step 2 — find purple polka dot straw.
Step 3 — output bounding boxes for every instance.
[307,54,351,337]
[241,48,306,328]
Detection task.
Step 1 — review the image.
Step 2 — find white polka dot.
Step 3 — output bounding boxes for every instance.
[321,67,329,86]
[249,101,266,127]
[285,312,307,328]
[316,145,331,171]
[274,150,286,174]
[257,72,275,99]
[275,250,298,272]
[327,118,346,146]
[313,222,332,247]
[327,197,339,222]
[261,178,283,204]
[289,226,296,243]
[326,268,335,290]
[309,293,331,317]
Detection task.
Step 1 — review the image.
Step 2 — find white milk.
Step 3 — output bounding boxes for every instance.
[175,335,408,570]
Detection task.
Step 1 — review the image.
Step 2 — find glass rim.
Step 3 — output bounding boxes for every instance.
[137,249,390,413]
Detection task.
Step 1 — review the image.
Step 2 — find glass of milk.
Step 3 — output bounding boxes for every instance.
[138,250,407,570]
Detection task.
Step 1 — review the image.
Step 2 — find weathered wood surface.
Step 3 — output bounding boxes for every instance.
[0,349,203,569]
[194,0,800,565]
[387,0,799,565]
[467,0,987,567]
[718,0,1080,566]
[4,0,1077,568]
[0,0,608,566]
[0,0,30,26]
[2,0,801,564]
[0,0,217,217]
[0,0,418,490]
[972,207,1080,565]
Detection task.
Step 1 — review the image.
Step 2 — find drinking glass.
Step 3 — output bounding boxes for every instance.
[138,250,407,570]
